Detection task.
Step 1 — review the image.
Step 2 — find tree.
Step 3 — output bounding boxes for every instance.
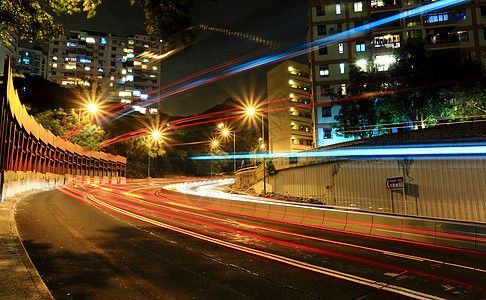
[331,65,389,139]
[441,84,486,122]
[1,0,194,47]
[333,40,483,138]
[34,107,106,150]
[130,0,195,47]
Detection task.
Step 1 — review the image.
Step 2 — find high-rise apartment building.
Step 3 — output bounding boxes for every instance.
[308,0,486,147]
[47,30,162,111]
[18,47,47,77]
[267,60,313,153]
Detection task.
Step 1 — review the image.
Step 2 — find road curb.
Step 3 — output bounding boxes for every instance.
[3,189,54,300]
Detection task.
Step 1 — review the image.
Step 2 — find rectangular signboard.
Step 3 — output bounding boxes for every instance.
[386,177,404,190]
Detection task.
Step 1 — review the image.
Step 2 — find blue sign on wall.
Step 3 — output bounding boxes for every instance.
[386,177,404,190]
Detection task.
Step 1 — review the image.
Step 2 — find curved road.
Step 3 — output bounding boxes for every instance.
[15,179,486,299]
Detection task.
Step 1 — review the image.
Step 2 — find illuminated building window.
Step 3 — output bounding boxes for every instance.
[356,42,365,52]
[61,80,75,85]
[373,34,401,49]
[121,99,131,103]
[341,83,347,95]
[109,83,114,87]
[127,53,135,59]
[354,2,362,12]
[110,76,115,80]
[52,56,58,61]
[152,66,157,70]
[134,61,142,66]
[98,67,104,72]
[319,65,329,77]
[128,39,134,45]
[85,66,91,71]
[336,3,341,15]
[65,63,76,70]
[457,30,469,42]
[356,59,367,72]
[424,11,449,23]
[101,37,107,44]
[122,69,127,74]
[52,63,57,68]
[86,37,96,44]
[126,74,134,81]
[339,62,345,74]
[142,58,149,63]
[338,43,344,53]
[142,65,148,69]
[374,55,396,71]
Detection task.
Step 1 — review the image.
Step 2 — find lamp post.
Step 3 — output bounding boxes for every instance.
[247,106,266,193]
[210,140,219,178]
[148,130,161,178]
[221,129,236,175]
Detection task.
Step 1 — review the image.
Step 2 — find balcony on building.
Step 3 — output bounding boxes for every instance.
[370,0,401,10]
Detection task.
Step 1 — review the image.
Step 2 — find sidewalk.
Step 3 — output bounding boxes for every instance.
[0,191,53,300]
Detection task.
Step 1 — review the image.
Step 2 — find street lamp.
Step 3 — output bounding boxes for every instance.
[148,130,161,178]
[87,103,98,114]
[247,105,267,193]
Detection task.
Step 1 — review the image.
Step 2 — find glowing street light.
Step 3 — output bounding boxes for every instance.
[148,130,162,178]
[152,130,161,140]
[246,106,255,116]
[221,127,236,175]
[87,103,98,114]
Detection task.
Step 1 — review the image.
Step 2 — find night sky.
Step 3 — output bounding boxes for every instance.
[56,0,308,116]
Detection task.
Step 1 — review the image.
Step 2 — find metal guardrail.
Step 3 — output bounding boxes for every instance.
[0,61,126,179]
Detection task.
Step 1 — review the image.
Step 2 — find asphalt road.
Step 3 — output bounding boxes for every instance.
[14,180,486,299]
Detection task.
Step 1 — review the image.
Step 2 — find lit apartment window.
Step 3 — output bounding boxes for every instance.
[339,63,345,74]
[338,43,344,53]
[457,30,469,42]
[341,84,347,95]
[319,65,329,77]
[354,2,363,12]
[356,42,365,52]
[424,11,449,23]
[336,4,342,15]
[316,5,326,16]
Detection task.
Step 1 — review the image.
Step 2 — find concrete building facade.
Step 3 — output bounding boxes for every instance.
[267,60,313,153]
[18,47,47,77]
[307,0,486,147]
[47,30,162,110]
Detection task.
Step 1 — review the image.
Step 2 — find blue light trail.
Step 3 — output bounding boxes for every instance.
[99,0,468,124]
[189,143,486,160]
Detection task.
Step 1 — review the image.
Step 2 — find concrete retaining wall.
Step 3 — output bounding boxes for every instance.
[179,187,486,253]
[0,170,126,202]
